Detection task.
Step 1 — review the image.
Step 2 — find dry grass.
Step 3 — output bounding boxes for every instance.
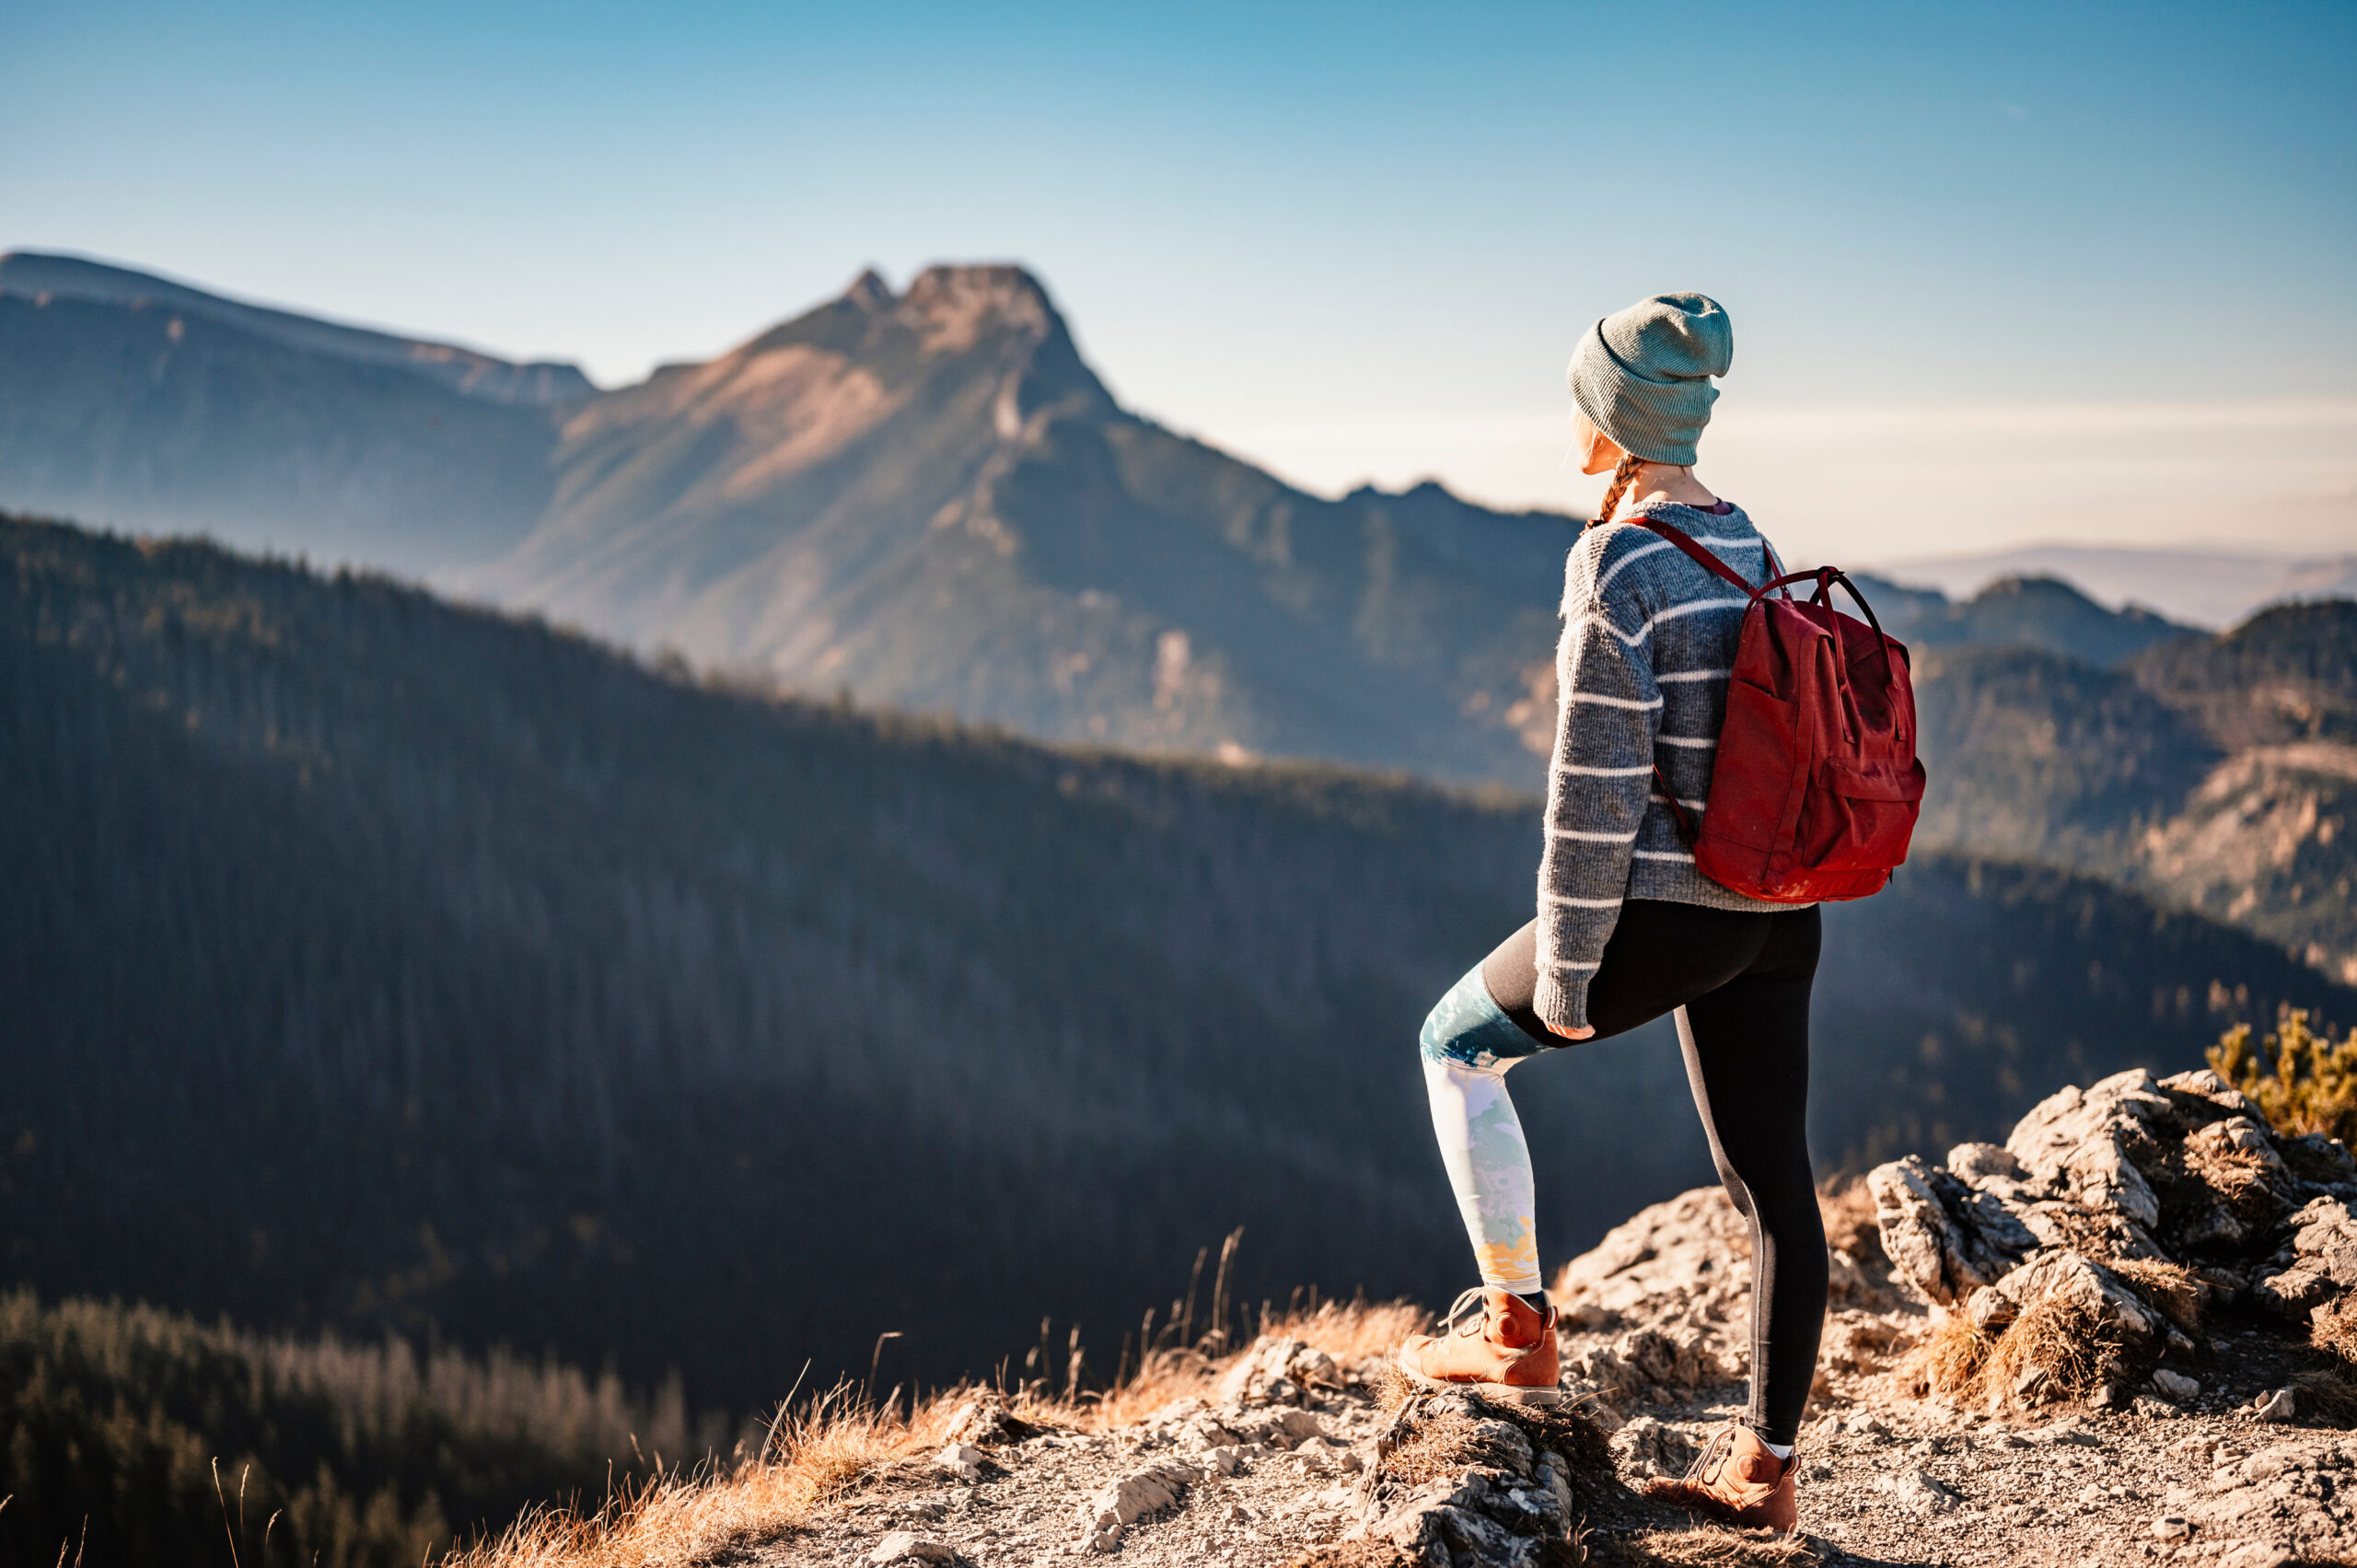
[2183,1139,2281,1221]
[443,1296,1424,1568]
[1379,1411,1490,1486]
[2111,1259,2206,1335]
[1598,1526,1820,1565]
[1816,1176,1880,1260]
[1980,1297,2121,1407]
[2292,1367,2357,1429]
[439,1382,974,1568]
[1901,1294,2127,1411]
[1898,1310,1995,1403]
[2314,1298,2357,1372]
[1280,1298,1431,1365]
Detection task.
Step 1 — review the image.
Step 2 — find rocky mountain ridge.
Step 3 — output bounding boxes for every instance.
[0,250,594,405]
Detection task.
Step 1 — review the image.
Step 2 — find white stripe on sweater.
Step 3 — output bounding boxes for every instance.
[1632,849,1697,862]
[1574,598,1748,647]
[1549,828,1640,842]
[1595,534,1768,594]
[1558,763,1654,777]
[1542,893,1626,908]
[1655,736,1718,749]
[1657,668,1731,682]
[1563,692,1662,710]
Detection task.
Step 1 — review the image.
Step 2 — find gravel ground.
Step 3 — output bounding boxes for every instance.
[761,1326,2352,1568]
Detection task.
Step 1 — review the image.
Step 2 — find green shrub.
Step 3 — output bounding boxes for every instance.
[2210,1009,2357,1146]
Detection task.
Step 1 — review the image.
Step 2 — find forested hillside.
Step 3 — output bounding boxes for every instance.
[1913,600,2357,981]
[5,513,2348,1418]
[0,1290,699,1568]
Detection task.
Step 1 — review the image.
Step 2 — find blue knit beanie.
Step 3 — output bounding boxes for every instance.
[1567,293,1733,467]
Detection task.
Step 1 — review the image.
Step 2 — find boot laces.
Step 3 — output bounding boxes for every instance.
[1440,1286,1489,1339]
[1682,1423,1736,1485]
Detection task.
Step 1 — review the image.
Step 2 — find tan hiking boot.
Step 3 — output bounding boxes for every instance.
[1642,1421,1799,1534]
[1396,1287,1562,1406]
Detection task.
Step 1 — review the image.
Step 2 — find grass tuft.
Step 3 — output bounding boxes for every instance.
[2292,1368,2357,1429]
[443,1297,1422,1568]
[2313,1298,2357,1373]
[1899,1311,1995,1404]
[2110,1260,2205,1335]
[1980,1297,2121,1407]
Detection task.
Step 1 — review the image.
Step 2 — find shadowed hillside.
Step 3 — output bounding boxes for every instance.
[6,513,2347,1416]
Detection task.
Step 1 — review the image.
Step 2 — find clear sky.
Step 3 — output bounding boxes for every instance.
[6,0,2353,564]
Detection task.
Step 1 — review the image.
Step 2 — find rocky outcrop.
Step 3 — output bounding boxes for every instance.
[1869,1067,2357,1411]
[1348,1391,1584,1568]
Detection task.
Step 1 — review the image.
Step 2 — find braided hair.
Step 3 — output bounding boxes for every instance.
[1590,449,1647,530]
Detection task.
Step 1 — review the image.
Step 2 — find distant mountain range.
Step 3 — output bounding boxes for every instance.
[8,513,2346,1410]
[1881,541,2357,630]
[15,250,2332,789]
[4,250,2351,982]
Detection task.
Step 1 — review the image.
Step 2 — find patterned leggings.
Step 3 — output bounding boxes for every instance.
[1418,899,1826,1444]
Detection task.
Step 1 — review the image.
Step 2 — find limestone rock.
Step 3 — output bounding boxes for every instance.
[1609,1415,1698,1479]
[866,1533,957,1565]
[1872,1063,2357,1412]
[1875,1468,1961,1513]
[1869,1155,2038,1305]
[935,1442,987,1482]
[1214,1335,1341,1405]
[941,1393,1043,1447]
[1076,1458,1199,1551]
[1990,1249,2160,1343]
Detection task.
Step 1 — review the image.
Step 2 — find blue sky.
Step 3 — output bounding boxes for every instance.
[6,1,2353,561]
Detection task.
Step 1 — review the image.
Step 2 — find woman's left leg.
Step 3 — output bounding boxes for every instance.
[1416,965,1551,1296]
[1422,902,1777,1298]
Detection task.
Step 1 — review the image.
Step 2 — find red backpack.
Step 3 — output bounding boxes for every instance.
[1632,517,1926,903]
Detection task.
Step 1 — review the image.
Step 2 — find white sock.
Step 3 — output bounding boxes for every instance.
[1759,1436,1794,1458]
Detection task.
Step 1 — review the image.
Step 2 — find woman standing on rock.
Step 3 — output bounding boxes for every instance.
[1396,293,1822,1534]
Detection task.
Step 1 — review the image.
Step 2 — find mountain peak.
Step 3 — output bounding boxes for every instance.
[841,267,894,311]
[900,262,1063,343]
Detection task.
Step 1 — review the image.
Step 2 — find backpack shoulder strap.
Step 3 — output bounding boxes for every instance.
[1627,515,1761,597]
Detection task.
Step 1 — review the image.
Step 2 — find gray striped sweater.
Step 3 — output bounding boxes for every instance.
[1532,499,1813,1032]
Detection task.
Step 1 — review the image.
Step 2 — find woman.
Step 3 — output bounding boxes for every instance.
[1395,293,1823,1535]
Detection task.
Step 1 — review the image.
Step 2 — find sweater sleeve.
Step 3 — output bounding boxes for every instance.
[1532,565,1662,1032]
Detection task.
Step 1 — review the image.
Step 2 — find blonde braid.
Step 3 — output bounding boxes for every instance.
[1591,450,1646,529]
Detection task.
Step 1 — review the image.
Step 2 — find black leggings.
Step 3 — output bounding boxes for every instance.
[1482,899,1826,1445]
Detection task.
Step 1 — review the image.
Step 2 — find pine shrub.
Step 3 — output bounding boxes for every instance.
[2209,1009,2357,1146]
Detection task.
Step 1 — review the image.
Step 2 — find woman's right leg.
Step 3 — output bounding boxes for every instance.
[1677,907,1826,1447]
[1467,901,1827,1446]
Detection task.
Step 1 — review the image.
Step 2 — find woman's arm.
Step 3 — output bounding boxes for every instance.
[1532,562,1662,1035]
